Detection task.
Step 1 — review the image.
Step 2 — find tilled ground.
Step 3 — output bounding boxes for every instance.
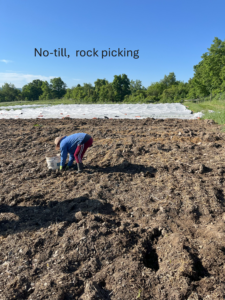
[1,118,225,300]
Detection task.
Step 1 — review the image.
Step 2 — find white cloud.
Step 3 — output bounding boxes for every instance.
[0,60,13,64]
[0,73,55,88]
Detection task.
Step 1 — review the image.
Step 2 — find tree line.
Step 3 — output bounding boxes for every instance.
[1,37,225,103]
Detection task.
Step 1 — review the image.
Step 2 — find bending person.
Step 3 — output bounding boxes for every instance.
[55,133,93,172]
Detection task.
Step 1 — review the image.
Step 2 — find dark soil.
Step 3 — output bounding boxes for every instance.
[1,118,225,300]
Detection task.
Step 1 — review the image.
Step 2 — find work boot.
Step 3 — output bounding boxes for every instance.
[77,162,83,173]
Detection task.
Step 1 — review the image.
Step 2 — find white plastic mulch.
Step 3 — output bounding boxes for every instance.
[0,103,203,120]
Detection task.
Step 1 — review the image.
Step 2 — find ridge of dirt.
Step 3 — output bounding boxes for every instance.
[1,118,225,299]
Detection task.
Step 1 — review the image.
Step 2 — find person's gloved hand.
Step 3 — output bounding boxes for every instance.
[60,165,63,171]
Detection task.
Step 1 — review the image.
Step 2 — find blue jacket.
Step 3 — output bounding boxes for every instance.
[60,133,91,167]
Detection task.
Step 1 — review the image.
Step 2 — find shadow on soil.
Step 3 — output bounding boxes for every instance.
[183,245,210,280]
[0,196,114,236]
[84,163,157,176]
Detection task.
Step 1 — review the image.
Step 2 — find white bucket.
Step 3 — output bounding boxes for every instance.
[46,155,61,170]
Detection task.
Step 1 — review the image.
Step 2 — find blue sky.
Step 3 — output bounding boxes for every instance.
[1,0,225,89]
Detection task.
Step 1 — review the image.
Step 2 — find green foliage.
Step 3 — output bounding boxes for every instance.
[99,83,115,102]
[22,79,43,100]
[33,124,43,127]
[160,82,189,103]
[94,79,109,94]
[39,81,54,100]
[192,37,225,96]
[130,79,143,93]
[112,74,131,102]
[64,84,88,100]
[50,77,67,98]
[123,89,147,103]
[0,83,21,102]
[147,82,164,101]
[136,289,141,299]
[161,72,177,88]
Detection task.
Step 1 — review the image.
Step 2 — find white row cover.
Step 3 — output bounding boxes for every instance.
[0,103,203,120]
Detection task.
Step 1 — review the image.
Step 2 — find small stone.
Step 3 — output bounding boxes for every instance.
[161,229,167,236]
[75,211,85,221]
[160,206,164,212]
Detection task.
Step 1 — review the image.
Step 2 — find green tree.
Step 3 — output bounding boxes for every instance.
[192,37,225,97]
[83,83,94,97]
[130,80,143,93]
[71,85,86,100]
[22,79,44,100]
[0,83,21,102]
[146,82,164,101]
[39,81,54,100]
[99,83,115,102]
[112,74,131,102]
[50,77,67,98]
[94,79,109,95]
[64,88,72,99]
[161,72,177,88]
[186,78,200,99]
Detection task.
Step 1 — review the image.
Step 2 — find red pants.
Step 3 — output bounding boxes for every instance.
[74,137,93,163]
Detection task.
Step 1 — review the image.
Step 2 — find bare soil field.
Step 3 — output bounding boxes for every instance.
[1,118,225,300]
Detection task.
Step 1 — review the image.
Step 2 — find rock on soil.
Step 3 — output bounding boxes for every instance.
[1,118,225,299]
